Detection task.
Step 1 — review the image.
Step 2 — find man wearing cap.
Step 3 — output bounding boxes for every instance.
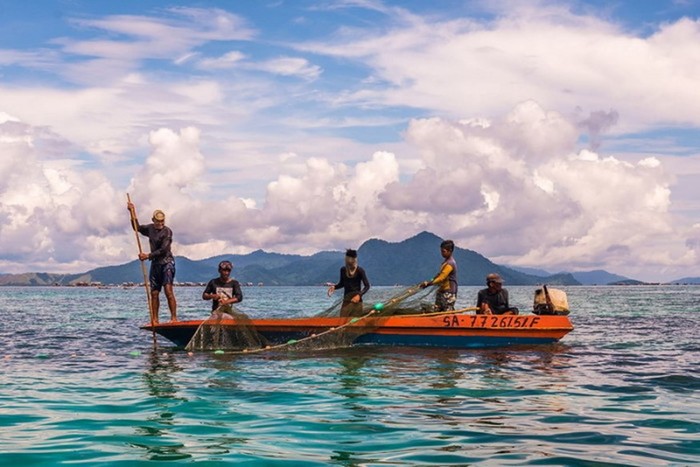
[127,204,178,323]
[202,260,243,315]
[477,273,519,315]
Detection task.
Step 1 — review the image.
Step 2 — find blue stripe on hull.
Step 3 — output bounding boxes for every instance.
[156,329,561,349]
[354,333,559,348]
[255,330,558,349]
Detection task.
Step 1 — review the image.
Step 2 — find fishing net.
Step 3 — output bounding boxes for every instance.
[315,284,437,318]
[185,284,439,353]
[275,283,439,352]
[185,306,268,352]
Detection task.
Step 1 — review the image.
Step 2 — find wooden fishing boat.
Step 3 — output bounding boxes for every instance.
[142,312,573,349]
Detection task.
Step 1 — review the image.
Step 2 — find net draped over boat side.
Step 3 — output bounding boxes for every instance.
[286,284,438,352]
[185,284,438,353]
[185,307,268,351]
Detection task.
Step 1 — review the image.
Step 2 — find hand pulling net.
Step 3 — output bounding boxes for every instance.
[185,284,438,353]
[315,283,438,319]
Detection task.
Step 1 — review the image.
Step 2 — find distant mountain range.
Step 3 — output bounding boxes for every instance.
[508,267,631,286]
[668,277,700,285]
[0,231,676,286]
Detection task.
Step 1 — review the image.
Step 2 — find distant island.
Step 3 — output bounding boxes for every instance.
[0,231,693,286]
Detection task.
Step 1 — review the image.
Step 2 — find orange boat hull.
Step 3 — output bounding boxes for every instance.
[143,313,573,349]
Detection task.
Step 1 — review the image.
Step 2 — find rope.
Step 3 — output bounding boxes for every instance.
[393,306,479,318]
[204,284,475,355]
[210,306,478,355]
[220,309,378,355]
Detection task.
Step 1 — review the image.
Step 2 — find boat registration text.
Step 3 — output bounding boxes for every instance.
[442,315,541,328]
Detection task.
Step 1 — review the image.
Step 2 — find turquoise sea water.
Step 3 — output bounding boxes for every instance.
[0,285,698,466]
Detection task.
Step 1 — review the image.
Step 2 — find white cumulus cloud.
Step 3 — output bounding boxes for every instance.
[0,101,696,281]
[0,119,124,272]
[250,57,322,81]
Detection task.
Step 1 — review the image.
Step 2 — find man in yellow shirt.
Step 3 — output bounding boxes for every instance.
[420,240,458,311]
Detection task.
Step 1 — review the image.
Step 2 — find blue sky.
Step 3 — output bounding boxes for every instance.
[1,0,700,281]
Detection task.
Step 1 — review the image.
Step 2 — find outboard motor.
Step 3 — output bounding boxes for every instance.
[533,285,570,315]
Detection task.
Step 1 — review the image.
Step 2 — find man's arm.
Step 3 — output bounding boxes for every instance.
[422,263,454,288]
[127,203,148,234]
[477,290,493,314]
[359,268,370,296]
[333,267,345,290]
[202,280,216,300]
[218,282,242,305]
[232,281,243,303]
[328,268,345,297]
[431,263,454,285]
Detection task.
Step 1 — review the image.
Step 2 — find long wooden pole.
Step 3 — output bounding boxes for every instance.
[127,193,155,327]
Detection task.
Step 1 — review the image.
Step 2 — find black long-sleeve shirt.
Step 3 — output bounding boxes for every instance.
[136,224,174,265]
[334,267,370,301]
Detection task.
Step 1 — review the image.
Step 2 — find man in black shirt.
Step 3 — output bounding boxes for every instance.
[327,249,370,317]
[476,273,519,315]
[202,260,243,316]
[128,205,177,323]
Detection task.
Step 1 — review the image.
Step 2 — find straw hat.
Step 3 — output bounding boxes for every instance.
[152,210,166,222]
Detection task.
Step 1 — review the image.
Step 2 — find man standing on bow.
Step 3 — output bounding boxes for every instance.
[127,204,178,323]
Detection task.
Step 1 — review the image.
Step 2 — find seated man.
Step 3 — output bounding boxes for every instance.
[476,273,519,315]
[202,260,243,318]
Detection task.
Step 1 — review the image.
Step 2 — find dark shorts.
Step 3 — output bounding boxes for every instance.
[150,262,175,292]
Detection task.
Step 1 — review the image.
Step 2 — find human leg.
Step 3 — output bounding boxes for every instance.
[163,284,177,321]
[149,263,163,323]
[150,289,160,323]
[162,263,177,321]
